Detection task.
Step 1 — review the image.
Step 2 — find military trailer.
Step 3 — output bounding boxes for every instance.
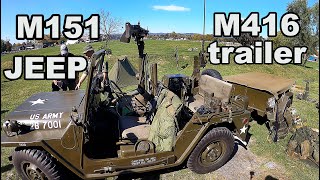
[225,72,295,141]
[1,22,295,179]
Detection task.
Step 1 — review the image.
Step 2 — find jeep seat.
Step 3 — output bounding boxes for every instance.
[119,116,150,140]
[118,89,183,152]
[188,75,233,112]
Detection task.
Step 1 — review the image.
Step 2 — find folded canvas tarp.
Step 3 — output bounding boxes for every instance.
[108,57,139,87]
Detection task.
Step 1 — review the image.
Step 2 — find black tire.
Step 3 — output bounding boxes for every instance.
[12,149,62,180]
[201,69,223,80]
[187,127,234,174]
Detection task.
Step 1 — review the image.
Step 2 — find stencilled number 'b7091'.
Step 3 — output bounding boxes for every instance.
[31,120,62,130]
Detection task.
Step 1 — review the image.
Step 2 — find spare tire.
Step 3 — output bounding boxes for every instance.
[201,69,222,80]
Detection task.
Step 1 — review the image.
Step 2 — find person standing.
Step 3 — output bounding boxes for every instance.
[52,44,78,91]
[75,45,108,90]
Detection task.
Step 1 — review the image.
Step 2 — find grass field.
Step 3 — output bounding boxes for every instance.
[1,40,319,179]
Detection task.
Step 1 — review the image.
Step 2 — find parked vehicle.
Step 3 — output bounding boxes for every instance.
[1,22,296,179]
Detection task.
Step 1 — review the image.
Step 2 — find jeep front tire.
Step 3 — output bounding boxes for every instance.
[187,127,234,174]
[13,149,62,180]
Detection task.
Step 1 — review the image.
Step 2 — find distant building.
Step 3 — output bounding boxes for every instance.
[66,39,79,45]
[25,44,35,50]
[34,43,44,49]
[12,46,24,51]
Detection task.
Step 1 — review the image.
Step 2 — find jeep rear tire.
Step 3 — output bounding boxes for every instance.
[187,127,234,174]
[201,69,223,80]
[13,149,62,180]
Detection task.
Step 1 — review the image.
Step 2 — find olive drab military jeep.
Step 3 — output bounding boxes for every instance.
[1,22,296,180]
[1,49,251,179]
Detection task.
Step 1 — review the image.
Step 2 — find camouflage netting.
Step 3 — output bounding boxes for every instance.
[287,126,319,166]
[148,89,183,152]
[108,57,138,88]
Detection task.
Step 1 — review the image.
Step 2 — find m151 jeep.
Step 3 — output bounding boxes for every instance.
[1,22,295,180]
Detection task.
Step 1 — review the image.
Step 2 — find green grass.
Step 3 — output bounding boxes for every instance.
[1,40,319,179]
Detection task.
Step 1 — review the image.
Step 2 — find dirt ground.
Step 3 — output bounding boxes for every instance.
[213,144,289,180]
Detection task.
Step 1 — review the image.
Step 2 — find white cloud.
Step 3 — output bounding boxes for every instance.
[152,5,190,12]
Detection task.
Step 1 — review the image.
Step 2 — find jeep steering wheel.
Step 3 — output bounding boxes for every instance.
[109,80,134,113]
[109,80,125,101]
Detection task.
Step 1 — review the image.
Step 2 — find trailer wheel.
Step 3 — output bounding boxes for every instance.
[187,127,234,174]
[13,149,62,180]
[201,69,223,80]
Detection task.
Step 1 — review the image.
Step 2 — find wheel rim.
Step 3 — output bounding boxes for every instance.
[199,141,226,167]
[21,161,47,180]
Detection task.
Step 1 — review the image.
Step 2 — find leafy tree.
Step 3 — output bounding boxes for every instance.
[192,34,202,41]
[204,34,214,41]
[287,0,319,66]
[1,39,6,52]
[5,41,12,52]
[311,2,319,49]
[170,31,177,39]
[268,31,290,49]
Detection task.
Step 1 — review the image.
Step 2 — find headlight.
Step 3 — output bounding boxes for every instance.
[2,120,20,136]
[267,97,276,109]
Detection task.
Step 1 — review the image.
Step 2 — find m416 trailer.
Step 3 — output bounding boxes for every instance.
[225,72,295,141]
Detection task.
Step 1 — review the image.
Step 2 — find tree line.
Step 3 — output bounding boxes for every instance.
[1,39,12,52]
[147,32,238,42]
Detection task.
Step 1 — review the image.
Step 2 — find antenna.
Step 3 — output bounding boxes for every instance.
[198,0,207,68]
[192,0,207,79]
[201,0,206,53]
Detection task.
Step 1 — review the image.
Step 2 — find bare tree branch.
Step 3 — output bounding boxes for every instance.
[100,10,122,48]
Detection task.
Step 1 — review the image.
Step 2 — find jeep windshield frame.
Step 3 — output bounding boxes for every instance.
[83,49,107,125]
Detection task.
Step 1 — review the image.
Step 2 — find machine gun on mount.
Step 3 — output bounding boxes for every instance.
[120,22,149,59]
[120,22,156,96]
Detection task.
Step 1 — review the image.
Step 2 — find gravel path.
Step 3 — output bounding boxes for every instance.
[214,144,288,180]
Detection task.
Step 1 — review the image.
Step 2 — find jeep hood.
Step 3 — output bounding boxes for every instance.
[1,90,86,145]
[12,90,85,114]
[3,90,85,128]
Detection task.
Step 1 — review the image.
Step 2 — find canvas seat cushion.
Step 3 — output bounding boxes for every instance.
[119,116,150,140]
[188,75,233,112]
[118,89,183,152]
[188,95,204,112]
[199,75,233,103]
